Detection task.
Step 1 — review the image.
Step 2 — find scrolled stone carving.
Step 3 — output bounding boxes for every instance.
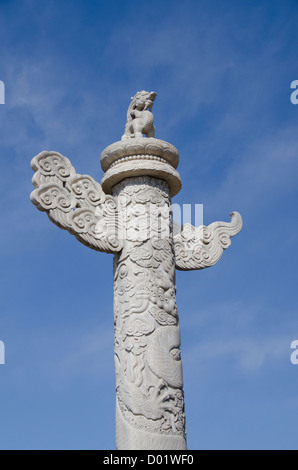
[31,150,75,182]
[30,151,123,254]
[69,175,105,206]
[33,183,75,213]
[174,211,243,270]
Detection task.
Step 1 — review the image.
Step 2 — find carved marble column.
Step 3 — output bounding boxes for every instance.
[30,91,242,450]
[100,133,185,449]
[112,177,186,450]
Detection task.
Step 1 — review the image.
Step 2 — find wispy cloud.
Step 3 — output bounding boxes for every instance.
[184,334,290,373]
[182,300,297,374]
[6,321,114,391]
[206,126,298,216]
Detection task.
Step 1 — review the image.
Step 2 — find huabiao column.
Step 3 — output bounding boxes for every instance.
[100,91,185,448]
[30,90,242,450]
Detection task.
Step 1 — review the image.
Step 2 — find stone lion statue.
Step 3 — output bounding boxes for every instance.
[122,91,157,140]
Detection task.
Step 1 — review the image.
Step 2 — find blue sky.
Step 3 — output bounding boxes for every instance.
[0,0,298,450]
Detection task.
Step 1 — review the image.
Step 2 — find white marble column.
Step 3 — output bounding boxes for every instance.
[111,176,186,450]
[30,91,242,450]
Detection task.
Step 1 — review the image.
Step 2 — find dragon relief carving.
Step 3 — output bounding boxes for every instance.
[117,379,181,422]
[113,177,186,440]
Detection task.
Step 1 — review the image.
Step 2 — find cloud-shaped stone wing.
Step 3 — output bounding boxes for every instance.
[173,212,243,271]
[30,151,123,254]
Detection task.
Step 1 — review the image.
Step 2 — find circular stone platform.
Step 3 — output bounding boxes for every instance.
[100,138,181,197]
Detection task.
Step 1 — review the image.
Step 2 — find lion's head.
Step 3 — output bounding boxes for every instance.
[130,91,157,112]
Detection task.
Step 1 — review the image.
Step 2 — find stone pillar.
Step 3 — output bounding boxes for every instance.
[30,91,242,450]
[100,139,186,450]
